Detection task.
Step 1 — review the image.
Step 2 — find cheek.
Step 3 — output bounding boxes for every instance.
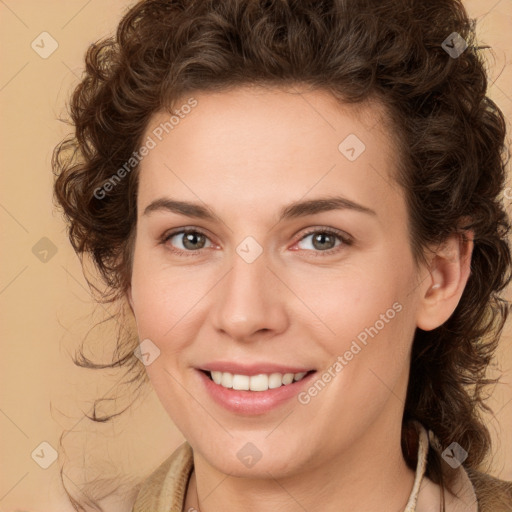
[309,258,417,380]
[129,255,203,422]
[129,244,190,345]
[130,235,203,315]
[310,264,410,338]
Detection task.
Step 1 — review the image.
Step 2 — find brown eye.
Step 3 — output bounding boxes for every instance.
[164,229,212,253]
[295,228,352,255]
[311,232,337,250]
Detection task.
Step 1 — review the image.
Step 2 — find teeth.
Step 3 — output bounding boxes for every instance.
[211,371,222,385]
[208,370,309,391]
[232,374,250,391]
[282,373,294,385]
[220,372,233,388]
[249,373,269,391]
[268,373,283,389]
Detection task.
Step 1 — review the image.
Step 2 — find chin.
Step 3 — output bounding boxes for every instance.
[194,437,311,479]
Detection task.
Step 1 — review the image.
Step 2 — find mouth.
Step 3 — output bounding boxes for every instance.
[199,369,317,392]
[195,361,318,414]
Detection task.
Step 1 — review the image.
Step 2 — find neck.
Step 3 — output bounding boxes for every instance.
[184,414,416,512]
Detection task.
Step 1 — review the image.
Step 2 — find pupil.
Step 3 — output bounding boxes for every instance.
[314,233,333,250]
[184,232,205,250]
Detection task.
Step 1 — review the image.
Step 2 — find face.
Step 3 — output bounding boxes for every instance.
[128,85,427,478]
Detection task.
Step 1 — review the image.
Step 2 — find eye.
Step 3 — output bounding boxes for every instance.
[160,226,352,257]
[161,228,214,255]
[294,228,352,255]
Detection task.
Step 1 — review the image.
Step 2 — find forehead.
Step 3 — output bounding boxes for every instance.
[137,86,404,224]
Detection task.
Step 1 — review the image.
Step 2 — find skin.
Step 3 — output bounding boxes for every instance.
[127,85,472,512]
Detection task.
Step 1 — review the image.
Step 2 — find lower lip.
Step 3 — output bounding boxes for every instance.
[196,370,316,415]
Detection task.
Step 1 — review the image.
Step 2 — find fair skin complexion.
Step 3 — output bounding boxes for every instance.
[127,85,472,512]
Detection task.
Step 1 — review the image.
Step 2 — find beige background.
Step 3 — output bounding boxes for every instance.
[1,1,511,510]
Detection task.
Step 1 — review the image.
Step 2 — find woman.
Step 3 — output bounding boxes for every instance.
[52,0,512,510]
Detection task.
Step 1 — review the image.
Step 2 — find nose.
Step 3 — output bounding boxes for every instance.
[210,248,289,343]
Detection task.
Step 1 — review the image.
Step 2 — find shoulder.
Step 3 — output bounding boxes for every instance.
[132,442,194,511]
[466,468,512,512]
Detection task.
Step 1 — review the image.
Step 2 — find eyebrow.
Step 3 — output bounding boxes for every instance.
[142,195,377,222]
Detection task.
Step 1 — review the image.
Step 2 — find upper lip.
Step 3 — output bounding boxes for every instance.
[198,361,315,376]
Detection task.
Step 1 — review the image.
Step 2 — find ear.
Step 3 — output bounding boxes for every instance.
[415,231,473,331]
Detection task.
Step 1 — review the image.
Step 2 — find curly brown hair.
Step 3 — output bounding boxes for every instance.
[52,0,511,509]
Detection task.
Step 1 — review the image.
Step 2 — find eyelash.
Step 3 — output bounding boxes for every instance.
[160,227,353,257]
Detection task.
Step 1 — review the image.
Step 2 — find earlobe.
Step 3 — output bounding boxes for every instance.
[416,232,473,331]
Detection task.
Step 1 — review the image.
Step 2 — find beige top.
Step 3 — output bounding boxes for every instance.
[132,422,479,512]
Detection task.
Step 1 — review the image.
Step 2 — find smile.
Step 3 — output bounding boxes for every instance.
[206,370,311,391]
[197,367,317,415]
